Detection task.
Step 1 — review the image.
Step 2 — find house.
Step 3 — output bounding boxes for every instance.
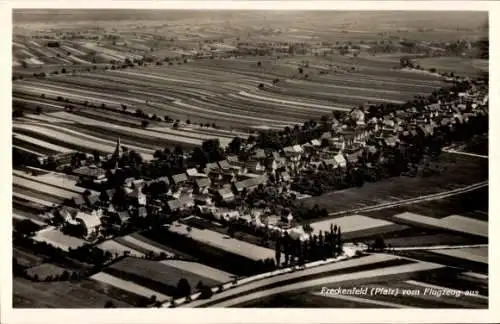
[213,209,240,221]
[252,148,267,160]
[137,206,148,218]
[194,194,212,206]
[131,179,144,190]
[334,153,347,168]
[301,143,315,155]
[186,168,199,178]
[384,136,399,147]
[264,157,279,171]
[171,173,188,186]
[346,150,363,165]
[75,211,102,240]
[218,160,231,171]
[320,132,332,140]
[328,137,346,151]
[73,166,106,183]
[283,145,303,161]
[365,145,378,155]
[246,160,265,173]
[156,176,170,186]
[84,194,100,208]
[280,171,291,183]
[72,195,86,209]
[233,175,268,193]
[195,177,212,194]
[124,177,135,188]
[216,187,235,202]
[204,162,220,174]
[117,211,130,226]
[226,155,245,168]
[311,139,321,147]
[167,195,195,212]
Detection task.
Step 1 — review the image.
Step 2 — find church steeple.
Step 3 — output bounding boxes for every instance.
[113,137,122,159]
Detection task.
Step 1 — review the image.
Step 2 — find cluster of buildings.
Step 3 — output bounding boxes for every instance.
[42,78,487,244]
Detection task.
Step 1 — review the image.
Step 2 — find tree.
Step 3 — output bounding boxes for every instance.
[93,150,100,163]
[176,278,191,297]
[298,67,304,74]
[141,120,149,128]
[60,270,70,281]
[61,67,66,74]
[373,236,386,251]
[186,119,191,125]
[257,61,262,67]
[258,83,264,89]
[199,286,214,299]
[99,190,110,202]
[104,300,116,308]
[35,105,42,114]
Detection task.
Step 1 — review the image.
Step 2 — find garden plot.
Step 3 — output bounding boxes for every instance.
[119,235,175,257]
[91,272,171,302]
[160,260,234,283]
[166,222,276,261]
[33,227,86,251]
[13,133,73,154]
[14,248,44,267]
[430,247,488,265]
[13,278,133,308]
[13,191,56,208]
[13,175,78,200]
[13,170,90,195]
[12,211,46,226]
[309,215,395,235]
[13,145,45,157]
[394,212,488,238]
[109,257,223,290]
[26,263,70,280]
[97,239,145,258]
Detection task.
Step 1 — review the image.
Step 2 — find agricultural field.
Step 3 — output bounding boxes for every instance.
[13,277,134,308]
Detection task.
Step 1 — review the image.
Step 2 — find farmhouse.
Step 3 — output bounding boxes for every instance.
[233,175,268,193]
[218,160,231,171]
[194,177,212,194]
[252,148,267,160]
[186,168,198,176]
[171,173,188,186]
[216,187,235,202]
[73,166,106,183]
[246,160,265,173]
[167,195,195,212]
[75,211,102,240]
[204,162,220,174]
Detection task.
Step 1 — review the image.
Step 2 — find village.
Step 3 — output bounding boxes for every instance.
[15,73,488,267]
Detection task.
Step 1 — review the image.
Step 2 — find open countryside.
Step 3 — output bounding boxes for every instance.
[12,9,488,309]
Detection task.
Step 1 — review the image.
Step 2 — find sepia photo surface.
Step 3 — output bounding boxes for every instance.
[9,5,490,314]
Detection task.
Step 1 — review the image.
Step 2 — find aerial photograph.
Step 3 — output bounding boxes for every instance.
[11,9,488,309]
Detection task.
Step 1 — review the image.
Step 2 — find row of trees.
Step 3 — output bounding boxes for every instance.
[275,224,343,266]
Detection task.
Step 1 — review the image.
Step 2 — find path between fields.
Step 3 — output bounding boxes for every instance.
[388,244,488,251]
[328,181,488,217]
[442,148,488,159]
